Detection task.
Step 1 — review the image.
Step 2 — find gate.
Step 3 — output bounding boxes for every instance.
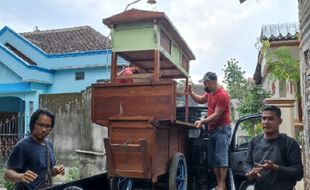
[0,114,24,165]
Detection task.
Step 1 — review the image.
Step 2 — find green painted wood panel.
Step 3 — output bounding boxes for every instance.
[112,24,158,52]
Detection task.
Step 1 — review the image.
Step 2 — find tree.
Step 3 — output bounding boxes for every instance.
[265,44,302,121]
[237,85,270,117]
[222,58,248,100]
[237,85,270,137]
[266,46,300,98]
[222,58,250,121]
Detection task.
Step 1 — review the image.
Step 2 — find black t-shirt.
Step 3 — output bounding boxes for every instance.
[243,134,303,190]
[7,136,56,190]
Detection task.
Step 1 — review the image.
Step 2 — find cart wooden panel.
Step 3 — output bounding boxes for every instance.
[92,81,189,183]
[91,81,176,126]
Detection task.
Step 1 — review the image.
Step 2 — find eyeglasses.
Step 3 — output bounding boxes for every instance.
[35,122,52,129]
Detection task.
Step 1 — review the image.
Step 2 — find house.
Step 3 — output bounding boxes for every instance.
[0,25,125,159]
[253,23,301,138]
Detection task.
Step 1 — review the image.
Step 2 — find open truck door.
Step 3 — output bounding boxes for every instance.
[229,114,262,190]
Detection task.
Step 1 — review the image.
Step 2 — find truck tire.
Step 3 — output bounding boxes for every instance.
[169,152,187,190]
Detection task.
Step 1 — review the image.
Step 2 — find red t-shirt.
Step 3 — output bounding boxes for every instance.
[204,87,231,131]
[116,68,134,83]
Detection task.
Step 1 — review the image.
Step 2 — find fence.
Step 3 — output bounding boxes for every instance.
[0,114,24,166]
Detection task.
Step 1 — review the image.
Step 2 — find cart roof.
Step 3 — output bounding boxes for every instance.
[103,9,195,60]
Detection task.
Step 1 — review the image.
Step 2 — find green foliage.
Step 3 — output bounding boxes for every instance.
[240,120,263,138]
[222,58,249,100]
[0,168,13,190]
[237,85,270,117]
[266,47,300,82]
[259,40,271,54]
[230,102,235,121]
[0,168,15,190]
[4,180,14,190]
[64,167,80,183]
[264,44,301,100]
[0,168,4,185]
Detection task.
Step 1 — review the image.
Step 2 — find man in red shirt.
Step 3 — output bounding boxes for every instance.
[187,72,231,190]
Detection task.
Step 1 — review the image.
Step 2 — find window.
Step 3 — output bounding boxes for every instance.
[234,117,262,150]
[75,72,85,80]
[29,101,34,115]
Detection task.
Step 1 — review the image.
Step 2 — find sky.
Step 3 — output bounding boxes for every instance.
[0,0,299,83]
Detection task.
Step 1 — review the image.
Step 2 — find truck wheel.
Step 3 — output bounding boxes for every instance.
[110,177,133,190]
[169,153,187,190]
[239,180,254,190]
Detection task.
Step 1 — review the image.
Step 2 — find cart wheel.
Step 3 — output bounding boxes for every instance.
[239,180,254,190]
[169,153,187,190]
[110,177,133,190]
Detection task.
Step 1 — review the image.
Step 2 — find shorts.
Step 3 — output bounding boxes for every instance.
[207,124,232,167]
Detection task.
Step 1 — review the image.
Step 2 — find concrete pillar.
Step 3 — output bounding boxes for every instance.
[265,98,296,138]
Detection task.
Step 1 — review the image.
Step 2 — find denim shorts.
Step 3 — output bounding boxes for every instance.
[207,124,232,167]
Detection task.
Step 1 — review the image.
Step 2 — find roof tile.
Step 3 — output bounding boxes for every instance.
[21,26,111,54]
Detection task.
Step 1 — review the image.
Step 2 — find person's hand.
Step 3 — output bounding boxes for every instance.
[53,165,65,176]
[245,167,262,180]
[185,84,193,96]
[20,170,38,184]
[245,164,263,180]
[194,120,203,129]
[255,160,279,171]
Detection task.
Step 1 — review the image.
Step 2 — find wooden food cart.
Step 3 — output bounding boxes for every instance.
[91,9,195,190]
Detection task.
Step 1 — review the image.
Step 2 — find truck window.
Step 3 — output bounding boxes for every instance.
[234,117,262,150]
